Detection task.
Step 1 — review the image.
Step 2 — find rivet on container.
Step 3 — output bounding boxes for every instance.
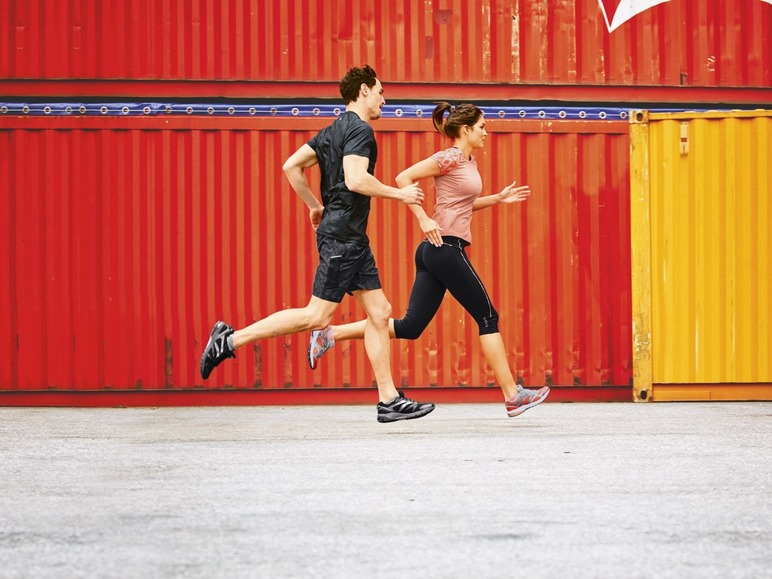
[538,110,546,118]
[143,107,151,115]
[122,106,130,114]
[313,108,320,116]
[599,111,607,119]
[1,106,8,114]
[100,106,108,114]
[395,109,403,117]
[559,110,567,118]
[79,106,87,114]
[579,111,587,118]
[44,106,52,115]
[291,108,299,115]
[519,110,526,118]
[333,108,341,116]
[207,107,214,115]
[186,107,193,114]
[416,109,423,117]
[249,107,256,115]
[227,107,235,115]
[270,107,277,115]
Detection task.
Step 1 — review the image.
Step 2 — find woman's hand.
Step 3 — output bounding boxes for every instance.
[419,216,443,247]
[498,180,531,204]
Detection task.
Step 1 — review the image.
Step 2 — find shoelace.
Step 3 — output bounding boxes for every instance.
[216,336,236,359]
[508,386,543,406]
[400,395,418,407]
[384,393,421,410]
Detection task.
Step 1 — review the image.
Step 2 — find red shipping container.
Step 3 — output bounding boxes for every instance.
[1,0,770,102]
[0,114,632,402]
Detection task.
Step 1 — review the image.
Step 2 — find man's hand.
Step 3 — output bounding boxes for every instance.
[397,182,424,205]
[309,206,324,230]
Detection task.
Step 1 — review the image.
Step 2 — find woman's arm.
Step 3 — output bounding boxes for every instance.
[396,158,445,247]
[472,180,531,211]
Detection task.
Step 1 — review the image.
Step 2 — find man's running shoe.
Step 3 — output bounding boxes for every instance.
[200,321,236,379]
[377,392,435,423]
[308,325,335,370]
[505,384,550,417]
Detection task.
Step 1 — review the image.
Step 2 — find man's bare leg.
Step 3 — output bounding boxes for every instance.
[231,296,338,349]
[354,289,399,403]
[200,296,339,379]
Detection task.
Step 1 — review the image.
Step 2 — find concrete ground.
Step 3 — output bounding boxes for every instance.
[0,401,770,579]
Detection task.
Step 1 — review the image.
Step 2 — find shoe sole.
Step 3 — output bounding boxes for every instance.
[307,330,322,370]
[377,405,435,423]
[507,388,550,417]
[200,321,228,380]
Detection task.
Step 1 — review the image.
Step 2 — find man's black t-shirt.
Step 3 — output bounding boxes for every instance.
[307,111,377,246]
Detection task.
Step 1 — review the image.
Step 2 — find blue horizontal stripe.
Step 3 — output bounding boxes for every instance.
[0,102,697,120]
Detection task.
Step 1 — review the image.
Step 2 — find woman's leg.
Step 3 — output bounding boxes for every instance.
[392,268,447,340]
[332,318,388,341]
[479,333,518,400]
[424,242,518,399]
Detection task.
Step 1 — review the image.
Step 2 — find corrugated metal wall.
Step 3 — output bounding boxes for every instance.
[0,116,632,392]
[630,110,772,401]
[2,0,770,88]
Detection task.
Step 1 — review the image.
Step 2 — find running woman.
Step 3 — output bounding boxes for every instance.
[307,102,549,417]
[200,65,435,423]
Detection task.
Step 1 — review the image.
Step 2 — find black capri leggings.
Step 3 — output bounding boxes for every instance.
[393,236,499,340]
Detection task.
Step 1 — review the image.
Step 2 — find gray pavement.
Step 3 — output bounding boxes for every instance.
[0,401,770,579]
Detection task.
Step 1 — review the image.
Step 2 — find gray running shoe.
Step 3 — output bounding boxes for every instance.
[505,384,550,417]
[200,321,236,379]
[377,392,435,423]
[308,325,335,370]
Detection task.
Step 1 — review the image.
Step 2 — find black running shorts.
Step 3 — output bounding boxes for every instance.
[312,234,382,303]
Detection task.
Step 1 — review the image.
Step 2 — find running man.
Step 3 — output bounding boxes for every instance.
[200,65,435,423]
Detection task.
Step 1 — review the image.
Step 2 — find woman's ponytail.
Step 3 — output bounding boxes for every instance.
[432,102,453,137]
[432,102,482,139]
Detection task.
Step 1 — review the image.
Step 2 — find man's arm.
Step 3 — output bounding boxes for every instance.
[283,144,325,229]
[343,155,423,205]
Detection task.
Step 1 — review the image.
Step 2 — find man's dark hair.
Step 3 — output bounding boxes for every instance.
[339,65,378,104]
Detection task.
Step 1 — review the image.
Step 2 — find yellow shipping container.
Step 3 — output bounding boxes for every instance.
[630,110,772,401]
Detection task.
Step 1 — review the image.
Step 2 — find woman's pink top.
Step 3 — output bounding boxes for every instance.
[431,147,483,244]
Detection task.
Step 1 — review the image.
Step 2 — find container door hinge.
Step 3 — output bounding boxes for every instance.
[680,122,689,156]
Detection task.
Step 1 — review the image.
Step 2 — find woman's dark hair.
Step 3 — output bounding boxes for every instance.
[339,65,378,104]
[432,102,483,139]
